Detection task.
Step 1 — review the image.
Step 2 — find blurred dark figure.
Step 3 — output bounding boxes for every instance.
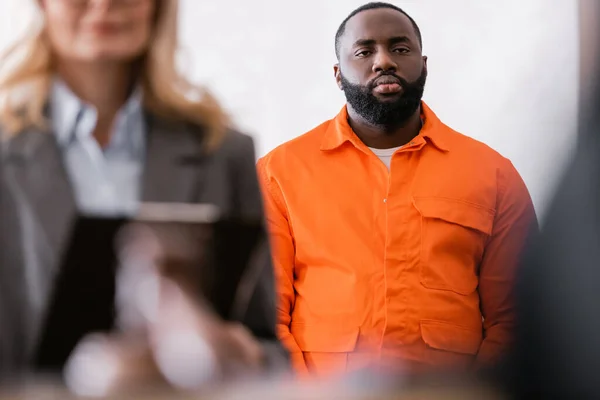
[0,0,287,383]
[507,1,600,398]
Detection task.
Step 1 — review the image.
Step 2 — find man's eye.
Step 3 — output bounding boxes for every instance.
[356,50,372,57]
[393,48,410,53]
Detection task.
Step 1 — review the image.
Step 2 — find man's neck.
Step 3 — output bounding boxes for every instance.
[347,106,422,149]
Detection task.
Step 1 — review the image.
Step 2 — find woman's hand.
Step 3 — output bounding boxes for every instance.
[65,273,265,396]
[148,276,266,389]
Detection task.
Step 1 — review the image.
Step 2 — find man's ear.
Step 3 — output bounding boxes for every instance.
[334,64,343,90]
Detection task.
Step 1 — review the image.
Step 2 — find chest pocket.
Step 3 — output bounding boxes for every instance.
[413,197,495,295]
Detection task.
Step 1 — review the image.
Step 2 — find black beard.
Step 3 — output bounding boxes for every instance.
[340,67,427,131]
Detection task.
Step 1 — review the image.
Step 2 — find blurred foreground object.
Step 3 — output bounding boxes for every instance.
[509,114,600,399]
[63,204,271,396]
[4,368,507,399]
[0,0,286,381]
[506,1,600,398]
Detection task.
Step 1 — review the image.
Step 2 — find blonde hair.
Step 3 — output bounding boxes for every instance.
[0,0,228,149]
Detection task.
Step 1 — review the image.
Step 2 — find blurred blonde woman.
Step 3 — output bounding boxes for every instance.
[0,0,286,381]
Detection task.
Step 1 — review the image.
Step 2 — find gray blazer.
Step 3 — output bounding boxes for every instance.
[0,112,288,379]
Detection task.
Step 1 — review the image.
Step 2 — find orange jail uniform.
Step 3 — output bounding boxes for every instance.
[257,102,536,378]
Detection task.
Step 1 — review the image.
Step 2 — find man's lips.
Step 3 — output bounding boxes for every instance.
[372,76,402,94]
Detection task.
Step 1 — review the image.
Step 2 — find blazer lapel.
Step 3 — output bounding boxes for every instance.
[2,128,77,358]
[4,129,77,268]
[141,114,210,203]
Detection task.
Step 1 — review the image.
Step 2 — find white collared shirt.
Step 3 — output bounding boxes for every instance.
[50,79,146,216]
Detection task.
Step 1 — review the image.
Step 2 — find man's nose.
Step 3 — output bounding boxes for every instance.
[372,50,398,73]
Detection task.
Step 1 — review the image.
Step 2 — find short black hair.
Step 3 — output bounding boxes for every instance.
[334,2,423,60]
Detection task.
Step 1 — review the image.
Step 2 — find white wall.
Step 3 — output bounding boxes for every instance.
[0,1,580,217]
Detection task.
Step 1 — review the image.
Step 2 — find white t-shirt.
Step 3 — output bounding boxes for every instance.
[368,146,403,170]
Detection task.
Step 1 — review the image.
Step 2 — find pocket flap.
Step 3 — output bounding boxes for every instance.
[420,320,482,355]
[413,197,495,235]
[291,323,359,353]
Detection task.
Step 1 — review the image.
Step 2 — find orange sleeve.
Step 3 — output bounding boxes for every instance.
[476,158,538,366]
[256,158,309,376]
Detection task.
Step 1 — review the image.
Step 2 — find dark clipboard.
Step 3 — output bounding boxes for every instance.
[33,205,266,373]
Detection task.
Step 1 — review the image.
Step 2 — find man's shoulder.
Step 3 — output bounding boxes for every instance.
[442,125,512,168]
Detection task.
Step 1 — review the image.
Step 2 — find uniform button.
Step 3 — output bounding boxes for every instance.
[383,198,387,203]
